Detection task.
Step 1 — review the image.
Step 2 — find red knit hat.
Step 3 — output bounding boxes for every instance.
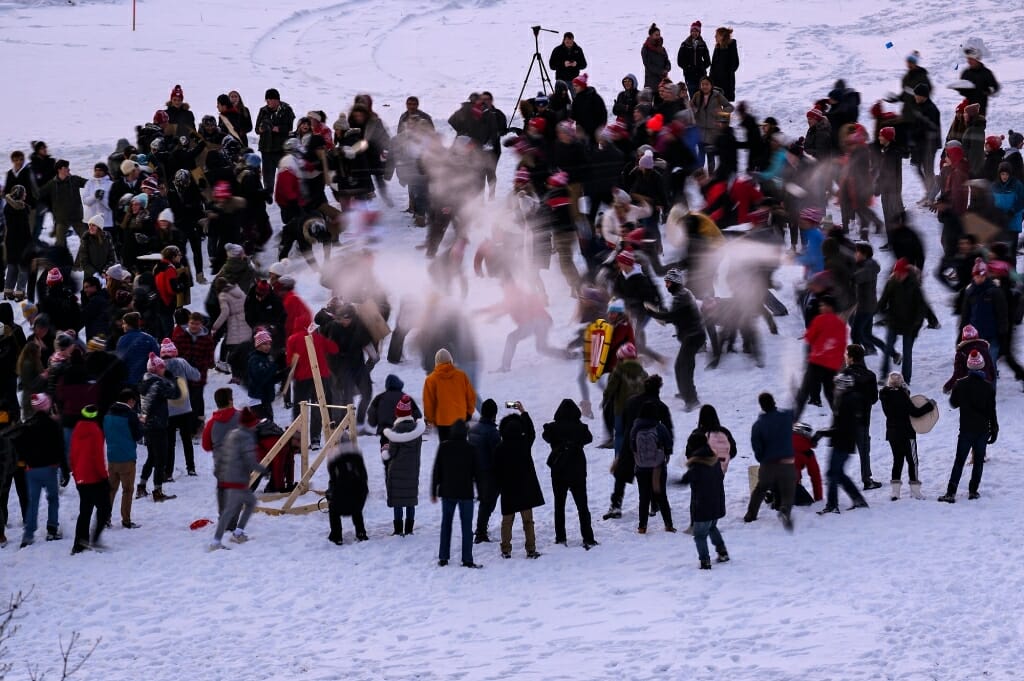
[806,108,824,122]
[616,342,637,359]
[255,280,271,297]
[572,73,588,89]
[646,114,664,133]
[528,117,547,134]
[147,352,165,373]
[691,20,702,30]
[879,127,896,142]
[546,171,569,188]
[213,181,233,201]
[254,329,273,347]
[395,394,413,418]
[513,168,531,185]
[46,268,62,285]
[985,135,1004,150]
[946,145,965,165]
[961,324,979,341]
[966,350,985,370]
[616,249,636,268]
[153,110,170,126]
[892,257,910,276]
[955,98,969,114]
[170,84,184,101]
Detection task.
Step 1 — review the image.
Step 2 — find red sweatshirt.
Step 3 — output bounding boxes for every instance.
[70,420,108,485]
[805,312,847,371]
[286,330,338,381]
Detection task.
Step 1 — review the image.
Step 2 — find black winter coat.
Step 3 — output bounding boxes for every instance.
[430,420,477,499]
[548,43,588,83]
[542,399,592,485]
[495,412,544,514]
[677,37,710,79]
[837,363,878,427]
[38,284,82,334]
[570,87,608,139]
[255,102,296,154]
[616,392,672,482]
[957,64,999,115]
[467,417,499,475]
[648,286,705,343]
[879,386,933,441]
[327,450,369,516]
[384,416,425,507]
[950,372,997,436]
[709,40,739,101]
[681,450,725,522]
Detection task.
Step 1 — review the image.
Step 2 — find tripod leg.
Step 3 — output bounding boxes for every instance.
[537,56,554,93]
[510,54,540,130]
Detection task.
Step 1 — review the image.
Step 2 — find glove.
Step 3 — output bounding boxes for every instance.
[987,429,998,444]
[59,472,70,488]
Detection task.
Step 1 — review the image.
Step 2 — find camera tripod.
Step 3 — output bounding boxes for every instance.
[509,25,558,131]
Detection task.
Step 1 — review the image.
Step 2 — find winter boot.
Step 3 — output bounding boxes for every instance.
[46,526,62,541]
[392,520,404,536]
[699,559,712,570]
[937,493,956,503]
[404,517,414,536]
[579,400,594,419]
[909,482,924,500]
[602,505,622,520]
[135,483,148,499]
[890,481,902,501]
[716,549,730,563]
[152,487,177,502]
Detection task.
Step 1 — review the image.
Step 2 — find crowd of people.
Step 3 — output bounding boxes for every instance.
[0,23,1013,568]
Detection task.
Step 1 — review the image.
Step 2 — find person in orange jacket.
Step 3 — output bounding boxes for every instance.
[285,326,338,449]
[795,295,847,419]
[69,405,111,554]
[422,348,476,442]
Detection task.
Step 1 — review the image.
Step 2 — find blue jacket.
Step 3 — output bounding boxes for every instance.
[246,351,278,404]
[798,228,824,277]
[115,329,160,385]
[750,407,794,463]
[104,401,142,463]
[468,417,500,474]
[992,177,1024,234]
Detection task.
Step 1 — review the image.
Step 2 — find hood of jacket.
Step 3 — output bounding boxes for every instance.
[210,406,238,423]
[384,374,404,391]
[553,398,581,423]
[383,416,426,443]
[623,74,639,90]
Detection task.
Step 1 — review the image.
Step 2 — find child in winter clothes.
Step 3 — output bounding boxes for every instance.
[209,408,267,550]
[880,373,935,500]
[630,400,674,533]
[69,405,111,554]
[104,388,143,528]
[326,439,369,545]
[382,395,425,536]
[681,431,728,569]
[941,324,995,393]
[430,419,481,567]
[792,423,823,502]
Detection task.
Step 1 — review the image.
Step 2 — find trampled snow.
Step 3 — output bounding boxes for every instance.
[3,1,1024,679]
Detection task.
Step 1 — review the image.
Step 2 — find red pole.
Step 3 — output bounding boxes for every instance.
[132,0,136,30]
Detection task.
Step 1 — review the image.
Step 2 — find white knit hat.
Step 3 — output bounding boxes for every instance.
[157,208,174,224]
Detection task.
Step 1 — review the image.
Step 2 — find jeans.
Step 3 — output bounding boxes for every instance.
[946,431,988,496]
[22,466,60,544]
[3,264,28,293]
[635,466,672,530]
[552,478,595,543]
[854,424,873,485]
[74,480,111,548]
[826,449,866,508]
[261,152,283,196]
[214,488,257,542]
[850,311,887,355]
[692,519,726,562]
[881,329,916,384]
[439,498,474,563]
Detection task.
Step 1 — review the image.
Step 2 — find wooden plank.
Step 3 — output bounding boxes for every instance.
[277,354,299,399]
[305,334,331,444]
[280,406,354,512]
[300,401,310,477]
[247,415,303,487]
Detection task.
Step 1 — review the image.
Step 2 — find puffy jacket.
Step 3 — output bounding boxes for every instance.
[327,446,369,516]
[878,272,938,336]
[942,339,996,392]
[82,176,114,227]
[690,89,733,146]
[367,375,421,434]
[103,401,142,463]
[960,279,1008,341]
[215,425,267,488]
[950,372,997,436]
[750,407,795,463]
[246,350,278,405]
[212,285,251,345]
[836,363,878,427]
[139,371,181,431]
[383,416,425,507]
[992,176,1024,233]
[13,413,68,474]
[422,362,475,427]
[69,419,107,485]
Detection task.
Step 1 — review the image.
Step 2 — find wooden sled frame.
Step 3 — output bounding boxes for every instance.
[251,334,357,516]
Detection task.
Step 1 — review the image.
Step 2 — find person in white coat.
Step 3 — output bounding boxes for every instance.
[81,162,114,229]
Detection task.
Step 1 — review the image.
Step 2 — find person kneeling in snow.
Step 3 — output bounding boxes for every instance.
[326,439,369,545]
[209,408,267,550]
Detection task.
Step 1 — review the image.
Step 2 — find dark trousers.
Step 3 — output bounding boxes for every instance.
[850,311,888,355]
[889,438,919,482]
[74,481,111,548]
[635,466,672,530]
[745,461,796,519]
[261,152,282,196]
[674,337,701,404]
[0,465,28,530]
[552,477,595,543]
[475,473,498,537]
[854,424,873,485]
[189,384,206,433]
[440,497,474,563]
[292,377,330,443]
[140,429,169,486]
[328,504,366,542]
[795,363,836,420]
[167,414,196,475]
[946,431,987,496]
[881,329,917,384]
[826,448,866,508]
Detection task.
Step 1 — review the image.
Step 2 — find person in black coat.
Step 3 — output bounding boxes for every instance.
[430,419,480,567]
[835,344,880,490]
[681,432,727,569]
[495,405,543,559]
[610,374,672,515]
[548,33,588,84]
[939,350,997,503]
[645,269,706,410]
[612,74,639,128]
[956,50,999,116]
[542,399,597,548]
[708,28,739,102]
[80,277,112,341]
[677,22,711,97]
[816,371,870,514]
[569,75,608,144]
[468,398,500,543]
[37,268,81,334]
[879,372,934,500]
[326,440,369,544]
[712,116,738,180]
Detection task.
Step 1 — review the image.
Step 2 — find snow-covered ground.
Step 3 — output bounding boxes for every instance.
[3,1,1024,679]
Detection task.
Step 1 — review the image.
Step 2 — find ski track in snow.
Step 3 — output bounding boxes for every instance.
[3,0,1024,679]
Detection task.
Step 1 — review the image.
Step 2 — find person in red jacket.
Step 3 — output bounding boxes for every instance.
[152,246,184,339]
[69,405,111,554]
[277,276,313,340]
[792,422,823,502]
[286,326,338,448]
[795,295,847,419]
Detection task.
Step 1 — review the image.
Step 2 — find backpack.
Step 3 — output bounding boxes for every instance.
[632,425,665,469]
[707,430,731,460]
